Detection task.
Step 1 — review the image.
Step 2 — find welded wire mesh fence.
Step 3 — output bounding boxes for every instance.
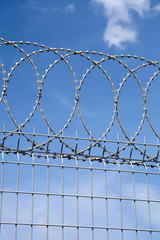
[0,39,160,239]
[1,149,160,240]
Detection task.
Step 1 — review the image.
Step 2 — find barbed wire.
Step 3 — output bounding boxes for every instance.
[0,38,160,164]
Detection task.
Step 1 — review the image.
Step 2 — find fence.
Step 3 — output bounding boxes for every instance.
[0,38,160,239]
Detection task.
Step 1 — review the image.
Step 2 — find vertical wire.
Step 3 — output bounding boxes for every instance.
[46,155,49,240]
[90,159,94,240]
[15,152,20,240]
[116,133,123,240]
[103,135,109,240]
[131,163,138,240]
[75,130,79,240]
[117,160,123,240]
[31,153,35,240]
[144,163,152,240]
[130,136,138,240]
[103,159,109,240]
[89,132,94,240]
[31,127,35,240]
[15,129,21,240]
[46,128,50,240]
[61,155,64,240]
[0,124,6,234]
[76,156,79,240]
[157,157,160,240]
[0,151,4,234]
[61,130,64,240]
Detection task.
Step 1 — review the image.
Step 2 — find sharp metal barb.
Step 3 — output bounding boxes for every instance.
[0,39,159,165]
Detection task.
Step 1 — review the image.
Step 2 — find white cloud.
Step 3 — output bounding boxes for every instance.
[104,22,137,48]
[23,1,75,14]
[154,4,160,12]
[64,3,75,13]
[92,0,153,48]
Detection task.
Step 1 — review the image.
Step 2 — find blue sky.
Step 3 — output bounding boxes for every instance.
[1,0,160,142]
[1,0,160,56]
[0,1,160,176]
[1,1,160,240]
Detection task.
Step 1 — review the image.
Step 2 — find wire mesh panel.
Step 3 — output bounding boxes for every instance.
[1,152,160,240]
[0,39,160,239]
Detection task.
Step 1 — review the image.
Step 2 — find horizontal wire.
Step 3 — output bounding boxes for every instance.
[1,189,160,203]
[0,160,160,174]
[0,222,159,232]
[1,130,160,147]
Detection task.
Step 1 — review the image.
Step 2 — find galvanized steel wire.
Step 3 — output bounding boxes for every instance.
[0,39,160,239]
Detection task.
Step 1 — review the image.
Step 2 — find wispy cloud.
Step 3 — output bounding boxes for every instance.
[55,93,95,118]
[55,93,73,111]
[23,1,75,14]
[92,0,160,48]
[64,3,75,13]
[154,4,160,12]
